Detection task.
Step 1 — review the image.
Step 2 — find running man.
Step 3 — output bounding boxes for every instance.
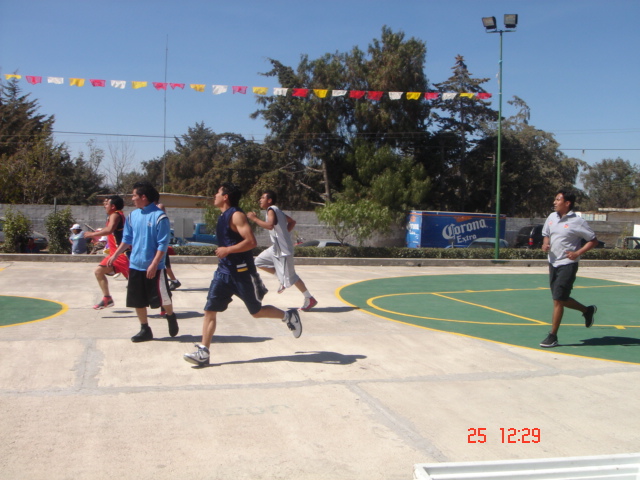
[540,189,598,348]
[247,190,317,311]
[184,183,302,367]
[84,195,130,309]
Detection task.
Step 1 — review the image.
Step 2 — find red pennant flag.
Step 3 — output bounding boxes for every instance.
[170,83,185,90]
[292,88,309,97]
[477,93,492,99]
[425,92,439,100]
[366,91,383,101]
[90,79,106,87]
[26,76,42,85]
[349,90,366,99]
[232,86,248,94]
[153,82,168,90]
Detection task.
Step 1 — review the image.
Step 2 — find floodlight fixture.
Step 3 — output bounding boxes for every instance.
[504,14,518,29]
[482,16,497,30]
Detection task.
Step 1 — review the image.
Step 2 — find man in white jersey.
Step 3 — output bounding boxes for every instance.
[247,190,317,311]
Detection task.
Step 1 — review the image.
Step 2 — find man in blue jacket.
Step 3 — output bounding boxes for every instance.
[108,181,179,342]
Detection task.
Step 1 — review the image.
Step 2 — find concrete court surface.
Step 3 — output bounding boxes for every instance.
[1,260,640,480]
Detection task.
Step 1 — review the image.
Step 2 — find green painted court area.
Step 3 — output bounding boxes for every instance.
[0,295,67,327]
[337,274,640,365]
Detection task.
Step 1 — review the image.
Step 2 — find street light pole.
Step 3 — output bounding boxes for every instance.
[482,14,517,260]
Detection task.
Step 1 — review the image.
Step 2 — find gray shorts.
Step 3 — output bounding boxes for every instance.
[549,263,579,301]
[255,246,300,289]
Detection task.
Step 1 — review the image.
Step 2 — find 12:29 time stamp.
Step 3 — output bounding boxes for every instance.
[468,427,541,444]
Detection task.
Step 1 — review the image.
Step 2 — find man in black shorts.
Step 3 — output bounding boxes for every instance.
[184,183,302,366]
[540,190,598,348]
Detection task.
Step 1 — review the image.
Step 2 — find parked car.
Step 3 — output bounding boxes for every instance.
[514,224,544,249]
[0,216,48,251]
[615,236,640,249]
[297,239,351,247]
[467,237,509,249]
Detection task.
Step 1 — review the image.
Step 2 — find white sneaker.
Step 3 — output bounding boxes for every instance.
[184,344,210,366]
[301,296,318,311]
[283,309,302,338]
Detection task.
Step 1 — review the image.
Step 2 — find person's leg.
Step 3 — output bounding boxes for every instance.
[94,265,113,297]
[201,310,217,350]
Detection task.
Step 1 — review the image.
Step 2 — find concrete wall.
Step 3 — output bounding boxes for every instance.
[1,204,631,248]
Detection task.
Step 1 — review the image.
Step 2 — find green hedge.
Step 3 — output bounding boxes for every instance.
[171,245,640,261]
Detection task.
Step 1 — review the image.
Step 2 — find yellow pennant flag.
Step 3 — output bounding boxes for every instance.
[190,84,205,92]
[132,81,148,89]
[70,78,85,87]
[406,92,421,100]
[313,89,328,98]
[460,93,475,98]
[4,74,21,80]
[252,87,268,95]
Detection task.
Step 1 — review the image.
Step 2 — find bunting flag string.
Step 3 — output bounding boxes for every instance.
[3,73,492,101]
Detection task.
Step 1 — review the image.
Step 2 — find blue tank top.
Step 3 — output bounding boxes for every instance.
[216,207,255,275]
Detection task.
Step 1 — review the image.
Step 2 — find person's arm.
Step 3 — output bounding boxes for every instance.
[566,237,598,261]
[541,235,550,252]
[84,213,119,239]
[215,211,257,259]
[147,216,171,278]
[247,208,276,231]
[285,214,296,232]
[106,241,131,267]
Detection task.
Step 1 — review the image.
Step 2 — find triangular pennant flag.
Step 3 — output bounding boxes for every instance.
[292,88,309,97]
[90,79,106,87]
[48,77,64,84]
[425,92,439,100]
[349,90,366,99]
[367,91,383,101]
[170,83,185,90]
[332,90,347,97]
[273,87,288,96]
[153,82,168,90]
[388,92,403,100]
[4,74,21,80]
[70,78,85,87]
[190,84,205,92]
[313,89,328,98]
[111,80,126,89]
[477,93,492,99]
[406,92,421,100]
[232,86,247,94]
[442,93,457,100]
[460,93,474,99]
[26,76,42,85]
[252,87,268,95]
[132,81,148,89]
[212,85,228,95]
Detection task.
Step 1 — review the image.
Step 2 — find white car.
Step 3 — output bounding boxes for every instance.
[297,239,351,247]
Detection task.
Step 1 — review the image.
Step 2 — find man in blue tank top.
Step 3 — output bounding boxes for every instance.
[184,183,302,366]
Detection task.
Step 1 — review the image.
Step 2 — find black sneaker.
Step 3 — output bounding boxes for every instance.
[166,312,179,337]
[583,305,597,328]
[283,309,302,338]
[540,332,558,348]
[168,280,181,291]
[131,324,153,343]
[251,273,268,300]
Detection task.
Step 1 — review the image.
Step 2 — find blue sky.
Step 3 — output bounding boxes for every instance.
[1,0,639,176]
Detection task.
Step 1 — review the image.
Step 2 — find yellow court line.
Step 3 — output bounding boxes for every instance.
[0,295,69,328]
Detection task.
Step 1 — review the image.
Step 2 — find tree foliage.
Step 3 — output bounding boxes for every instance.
[581,158,640,209]
[45,207,75,254]
[316,198,394,246]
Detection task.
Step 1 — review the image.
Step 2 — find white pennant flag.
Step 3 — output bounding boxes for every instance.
[111,80,126,89]
[47,77,64,84]
[442,93,457,100]
[212,85,228,95]
[388,92,403,100]
[273,87,288,96]
[332,90,347,97]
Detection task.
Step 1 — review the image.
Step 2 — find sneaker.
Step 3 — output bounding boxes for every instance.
[184,344,210,366]
[283,308,302,338]
[252,273,268,300]
[277,284,286,294]
[540,332,558,348]
[131,324,153,343]
[301,296,318,311]
[166,312,179,337]
[583,305,597,328]
[93,296,114,310]
[168,280,181,291]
